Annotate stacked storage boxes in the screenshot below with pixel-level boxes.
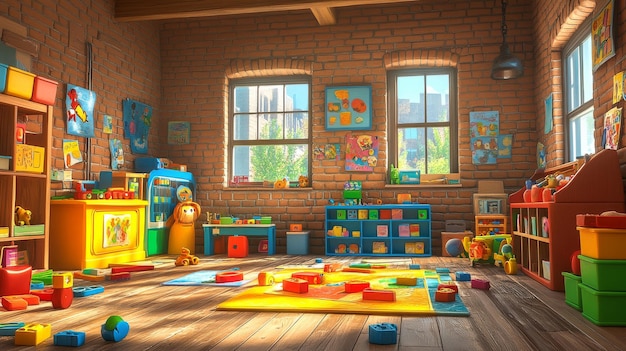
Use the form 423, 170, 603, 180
0, 65, 58, 105
571, 214, 626, 326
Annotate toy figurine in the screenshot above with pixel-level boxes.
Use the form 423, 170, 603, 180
166, 201, 201, 254
390, 164, 400, 184
175, 247, 199, 266
14, 206, 32, 226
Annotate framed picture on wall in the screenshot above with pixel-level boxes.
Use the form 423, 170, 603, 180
325, 86, 372, 131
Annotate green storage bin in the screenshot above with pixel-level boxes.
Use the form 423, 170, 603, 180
578, 255, 626, 291
343, 190, 362, 199
260, 216, 272, 224
562, 272, 582, 311
337, 210, 346, 220
580, 283, 626, 326
368, 209, 378, 220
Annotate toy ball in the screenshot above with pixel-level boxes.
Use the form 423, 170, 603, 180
501, 244, 513, 257
101, 315, 130, 342
445, 238, 465, 257
570, 250, 581, 276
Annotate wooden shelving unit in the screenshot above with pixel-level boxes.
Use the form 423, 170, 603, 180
509, 150, 625, 291
475, 214, 508, 236
0, 94, 52, 270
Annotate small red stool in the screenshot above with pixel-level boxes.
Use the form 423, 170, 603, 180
228, 236, 249, 258
0, 265, 32, 297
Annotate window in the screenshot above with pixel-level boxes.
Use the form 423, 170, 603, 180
229, 77, 311, 185
388, 69, 458, 175
564, 22, 594, 162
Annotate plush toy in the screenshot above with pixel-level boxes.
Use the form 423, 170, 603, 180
14, 206, 32, 226
175, 247, 200, 266
166, 201, 201, 254
298, 175, 309, 188
274, 178, 288, 189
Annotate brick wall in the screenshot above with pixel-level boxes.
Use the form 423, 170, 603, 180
159, 0, 537, 254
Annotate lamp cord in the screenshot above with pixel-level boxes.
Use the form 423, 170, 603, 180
501, 0, 508, 44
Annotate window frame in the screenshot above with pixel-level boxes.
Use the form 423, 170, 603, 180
228, 76, 313, 186
563, 19, 594, 162
387, 68, 459, 176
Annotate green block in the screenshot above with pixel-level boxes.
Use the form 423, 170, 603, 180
369, 210, 379, 220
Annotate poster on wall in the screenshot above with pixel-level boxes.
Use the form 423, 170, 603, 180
613, 71, 623, 104
109, 139, 124, 170
103, 213, 131, 248
592, 0, 615, 72
313, 144, 340, 160
469, 111, 499, 165
123, 99, 152, 154
544, 94, 553, 133
65, 84, 96, 138
167, 121, 190, 144
63, 139, 83, 168
345, 134, 378, 172
602, 107, 622, 150
325, 86, 372, 131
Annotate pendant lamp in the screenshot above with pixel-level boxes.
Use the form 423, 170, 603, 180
491, 0, 523, 80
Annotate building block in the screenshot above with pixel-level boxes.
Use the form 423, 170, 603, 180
396, 277, 418, 286
30, 280, 45, 290
435, 267, 450, 274
283, 278, 309, 293
344, 280, 370, 293
435, 287, 457, 302
14, 323, 52, 346
289, 223, 303, 231
1, 296, 27, 310
455, 271, 471, 281
53, 272, 74, 289
257, 272, 275, 286
368, 323, 397, 345
0, 322, 26, 336
409, 264, 421, 270
73, 271, 105, 282
83, 268, 111, 276
228, 236, 249, 258
52, 286, 73, 309
54, 330, 86, 347
362, 288, 396, 301
291, 272, 324, 284
215, 271, 243, 283
323, 263, 342, 272
101, 316, 129, 342
437, 283, 459, 294
471, 278, 490, 290
31, 288, 54, 301
73, 285, 105, 297
106, 272, 131, 281
0, 265, 32, 297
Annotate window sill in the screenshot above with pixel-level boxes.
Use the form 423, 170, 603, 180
385, 183, 462, 189
225, 186, 311, 191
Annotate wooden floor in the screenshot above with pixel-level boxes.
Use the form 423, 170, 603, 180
2, 254, 626, 351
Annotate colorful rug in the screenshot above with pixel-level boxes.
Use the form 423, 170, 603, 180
162, 269, 251, 287
217, 267, 469, 316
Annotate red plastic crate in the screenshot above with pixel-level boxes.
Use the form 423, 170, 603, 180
31, 76, 58, 105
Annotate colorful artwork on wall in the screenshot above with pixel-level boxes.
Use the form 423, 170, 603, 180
65, 84, 96, 138
62, 139, 82, 168
592, 0, 614, 72
167, 121, 190, 144
603, 107, 622, 150
109, 139, 124, 170
123, 99, 152, 154
470, 111, 499, 165
325, 86, 372, 130
345, 134, 378, 172
103, 214, 131, 248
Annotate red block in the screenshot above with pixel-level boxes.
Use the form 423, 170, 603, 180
283, 278, 309, 293
31, 288, 54, 301
437, 283, 459, 294
0, 265, 32, 297
228, 236, 249, 258
1, 296, 28, 310
435, 288, 457, 302
323, 263, 342, 272
215, 271, 243, 283
362, 288, 396, 301
344, 280, 370, 293
291, 272, 324, 284
51, 287, 73, 309
471, 279, 490, 290
5, 294, 40, 305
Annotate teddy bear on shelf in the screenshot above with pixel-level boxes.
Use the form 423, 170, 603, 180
274, 178, 288, 189
14, 206, 32, 226
298, 175, 309, 188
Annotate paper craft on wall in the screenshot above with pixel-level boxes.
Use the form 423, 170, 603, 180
313, 144, 340, 160
167, 121, 190, 144
603, 107, 622, 150
544, 94, 553, 133
497, 134, 513, 158
109, 139, 124, 170
613, 71, 623, 104
123, 99, 152, 154
592, 0, 615, 72
63, 139, 83, 168
345, 134, 378, 172
103, 115, 113, 134
65, 84, 96, 138
470, 111, 499, 165
325, 86, 372, 130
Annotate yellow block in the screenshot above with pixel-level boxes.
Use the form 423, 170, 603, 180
53, 272, 74, 288
15, 323, 51, 346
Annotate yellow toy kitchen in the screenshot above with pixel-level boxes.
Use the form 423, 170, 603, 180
48, 182, 148, 270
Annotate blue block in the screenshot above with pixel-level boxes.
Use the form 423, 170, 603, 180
409, 264, 421, 270
101, 320, 130, 342
456, 271, 471, 281
54, 330, 86, 347
0, 322, 25, 336
435, 267, 450, 273
30, 280, 45, 290
368, 323, 397, 345
73, 285, 105, 297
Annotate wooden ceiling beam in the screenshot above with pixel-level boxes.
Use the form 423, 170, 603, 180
114, 0, 418, 23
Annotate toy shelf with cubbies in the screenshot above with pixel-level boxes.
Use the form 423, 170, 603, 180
325, 204, 431, 257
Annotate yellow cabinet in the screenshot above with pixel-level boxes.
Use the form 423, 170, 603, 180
49, 199, 148, 270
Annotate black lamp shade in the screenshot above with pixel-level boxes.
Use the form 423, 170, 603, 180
491, 42, 523, 80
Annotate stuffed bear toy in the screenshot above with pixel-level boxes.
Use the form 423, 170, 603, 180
14, 206, 32, 226
298, 175, 309, 188
274, 178, 288, 189
166, 201, 201, 254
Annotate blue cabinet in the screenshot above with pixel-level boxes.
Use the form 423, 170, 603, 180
325, 204, 431, 256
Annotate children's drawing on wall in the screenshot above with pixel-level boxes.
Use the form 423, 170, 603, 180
123, 99, 152, 154
314, 144, 340, 160
109, 139, 124, 170
65, 84, 96, 138
592, 0, 615, 72
63, 139, 83, 168
544, 94, 553, 133
167, 121, 190, 144
345, 134, 378, 172
103, 115, 113, 134
103, 214, 131, 248
470, 111, 499, 165
497, 134, 513, 158
537, 142, 546, 169
613, 71, 623, 104
602, 107, 622, 150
